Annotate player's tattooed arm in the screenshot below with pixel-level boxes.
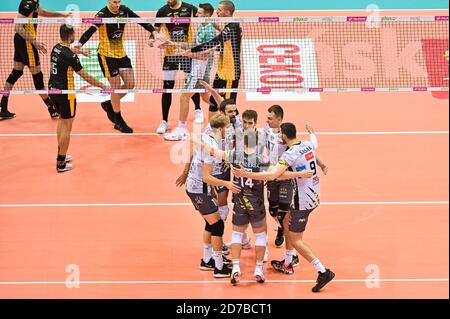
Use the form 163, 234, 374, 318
203, 164, 241, 194
233, 163, 313, 181
316, 156, 328, 175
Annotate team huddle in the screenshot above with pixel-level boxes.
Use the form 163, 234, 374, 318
1, 0, 335, 292
177, 91, 335, 291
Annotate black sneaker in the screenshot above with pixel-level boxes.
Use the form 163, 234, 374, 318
223, 255, 232, 267
312, 269, 335, 293
213, 266, 232, 278
101, 100, 115, 124
0, 108, 16, 119
292, 255, 300, 267
114, 118, 134, 134
199, 258, 215, 271
56, 162, 73, 173
275, 227, 284, 247
271, 260, 294, 275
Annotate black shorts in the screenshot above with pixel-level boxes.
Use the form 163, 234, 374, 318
49, 94, 76, 119
209, 77, 240, 112
98, 54, 132, 78
163, 56, 192, 74
232, 197, 266, 227
214, 165, 231, 194
14, 33, 40, 67
267, 180, 294, 211
288, 208, 315, 233
186, 191, 218, 216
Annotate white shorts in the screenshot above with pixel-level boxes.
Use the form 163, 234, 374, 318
184, 59, 211, 90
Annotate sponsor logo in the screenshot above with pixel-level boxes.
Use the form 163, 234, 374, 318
435, 16, 449, 21
0, 19, 14, 24
347, 16, 368, 22
296, 165, 307, 172
259, 17, 280, 23
413, 87, 428, 91
305, 152, 314, 161
293, 17, 307, 22
243, 38, 319, 91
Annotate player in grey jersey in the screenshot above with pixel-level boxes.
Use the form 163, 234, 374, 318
233, 122, 335, 293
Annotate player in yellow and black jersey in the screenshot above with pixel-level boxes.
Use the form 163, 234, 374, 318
0, 0, 71, 120
189, 1, 241, 117
154, 0, 202, 135
49, 25, 107, 173
77, 0, 161, 134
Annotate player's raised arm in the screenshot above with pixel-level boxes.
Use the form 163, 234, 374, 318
199, 80, 224, 106
38, 7, 71, 18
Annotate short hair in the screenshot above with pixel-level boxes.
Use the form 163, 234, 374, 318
242, 109, 258, 122
199, 3, 214, 16
219, 99, 236, 113
219, 0, 235, 14
210, 114, 230, 129
60, 24, 75, 41
281, 122, 297, 140
268, 105, 284, 120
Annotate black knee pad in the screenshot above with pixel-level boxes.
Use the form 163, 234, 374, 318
163, 80, 175, 89
210, 219, 224, 237
278, 203, 291, 212
204, 221, 212, 232
269, 206, 278, 218
6, 69, 24, 85
32, 72, 45, 90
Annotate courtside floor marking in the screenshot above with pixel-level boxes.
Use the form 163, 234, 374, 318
0, 201, 448, 208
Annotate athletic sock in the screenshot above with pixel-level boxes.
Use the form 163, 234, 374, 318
192, 93, 201, 110
212, 251, 224, 271
311, 258, 326, 273
232, 259, 240, 273
203, 244, 212, 263
1, 96, 8, 111
178, 121, 186, 129
285, 249, 295, 266
256, 260, 264, 271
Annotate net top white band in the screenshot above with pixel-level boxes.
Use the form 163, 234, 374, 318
0, 15, 448, 24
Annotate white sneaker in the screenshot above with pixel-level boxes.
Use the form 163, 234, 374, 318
194, 109, 204, 124
65, 154, 72, 163
264, 247, 269, 263
164, 127, 187, 141
254, 268, 265, 283
57, 162, 73, 173
231, 270, 241, 286
156, 121, 169, 134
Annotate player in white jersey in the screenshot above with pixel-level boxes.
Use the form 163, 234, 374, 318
177, 114, 240, 278
199, 79, 253, 250
233, 122, 335, 293
264, 105, 327, 271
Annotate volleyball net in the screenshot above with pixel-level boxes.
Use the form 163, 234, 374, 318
0, 15, 448, 95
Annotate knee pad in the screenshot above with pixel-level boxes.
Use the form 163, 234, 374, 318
231, 231, 243, 245
254, 232, 267, 247
278, 203, 291, 212
32, 72, 45, 90
269, 206, 278, 218
210, 219, 224, 237
218, 206, 229, 221
163, 80, 175, 89
204, 221, 212, 232
6, 69, 24, 85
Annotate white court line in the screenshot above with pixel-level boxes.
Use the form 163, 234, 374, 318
0, 278, 447, 286
0, 131, 448, 137
0, 201, 448, 208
